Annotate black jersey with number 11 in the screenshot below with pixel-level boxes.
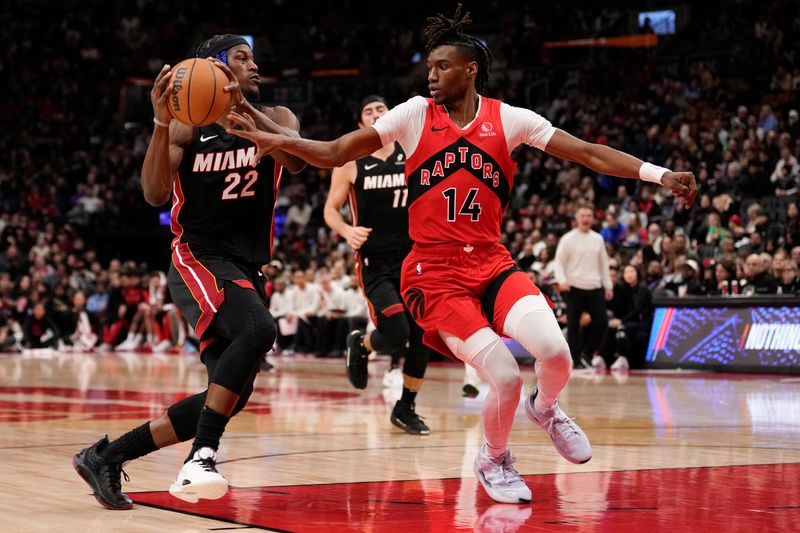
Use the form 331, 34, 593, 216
171, 123, 282, 264
348, 142, 411, 255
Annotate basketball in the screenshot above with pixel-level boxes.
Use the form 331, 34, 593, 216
167, 58, 231, 127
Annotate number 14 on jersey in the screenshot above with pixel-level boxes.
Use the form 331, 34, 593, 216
442, 187, 482, 222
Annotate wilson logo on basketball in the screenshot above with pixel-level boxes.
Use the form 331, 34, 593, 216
171, 66, 188, 112
405, 288, 426, 321
479, 122, 496, 137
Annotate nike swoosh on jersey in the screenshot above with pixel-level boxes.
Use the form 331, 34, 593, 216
431, 125, 449, 132
364, 163, 378, 170
200, 134, 219, 142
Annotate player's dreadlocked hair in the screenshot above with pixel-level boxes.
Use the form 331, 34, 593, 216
423, 4, 493, 93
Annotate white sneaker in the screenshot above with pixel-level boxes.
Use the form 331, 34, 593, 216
116, 336, 139, 352
382, 367, 403, 389
610, 355, 629, 371
152, 339, 172, 353
168, 447, 228, 503
473, 444, 532, 504
525, 387, 592, 464
591, 355, 607, 371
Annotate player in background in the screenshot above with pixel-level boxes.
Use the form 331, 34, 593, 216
72, 34, 305, 509
324, 95, 431, 435
226, 5, 696, 505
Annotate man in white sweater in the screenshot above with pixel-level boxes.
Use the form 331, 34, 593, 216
285, 269, 321, 354
554, 206, 614, 369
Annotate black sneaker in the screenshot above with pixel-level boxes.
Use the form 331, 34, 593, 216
462, 383, 480, 398
345, 330, 369, 389
73, 435, 133, 510
390, 401, 430, 435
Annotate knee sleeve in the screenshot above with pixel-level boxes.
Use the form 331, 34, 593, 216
231, 302, 276, 356
371, 312, 410, 353
441, 328, 523, 391
473, 339, 523, 393
207, 286, 275, 394
503, 294, 571, 364
503, 295, 570, 405
231, 368, 258, 416
402, 323, 430, 380
443, 330, 522, 456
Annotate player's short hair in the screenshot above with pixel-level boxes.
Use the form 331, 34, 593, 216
357, 95, 388, 123
423, 3, 493, 93
196, 34, 249, 65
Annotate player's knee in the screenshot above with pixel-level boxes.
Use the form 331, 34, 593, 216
379, 313, 410, 351
493, 357, 523, 394
537, 335, 571, 367
236, 303, 276, 354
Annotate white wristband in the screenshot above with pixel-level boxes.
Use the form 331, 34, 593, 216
639, 162, 669, 185
153, 117, 171, 128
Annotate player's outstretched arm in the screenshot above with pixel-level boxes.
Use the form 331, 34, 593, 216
226, 111, 383, 169
141, 64, 192, 206
209, 58, 306, 174
324, 162, 372, 250
545, 129, 697, 207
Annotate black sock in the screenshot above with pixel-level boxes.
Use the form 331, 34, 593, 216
187, 406, 229, 462
400, 387, 417, 405
390, 351, 401, 369
101, 422, 157, 463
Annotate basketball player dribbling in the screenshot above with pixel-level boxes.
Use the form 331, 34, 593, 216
72, 34, 305, 509
227, 6, 696, 504
324, 95, 431, 435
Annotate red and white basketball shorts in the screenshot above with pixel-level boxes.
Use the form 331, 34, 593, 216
400, 242, 545, 358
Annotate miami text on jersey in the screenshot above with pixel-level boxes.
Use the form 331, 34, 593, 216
192, 147, 256, 173
363, 173, 406, 190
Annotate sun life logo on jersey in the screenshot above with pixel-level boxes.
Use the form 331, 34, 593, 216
479, 122, 496, 137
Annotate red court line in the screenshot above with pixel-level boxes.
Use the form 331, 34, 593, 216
132, 462, 800, 532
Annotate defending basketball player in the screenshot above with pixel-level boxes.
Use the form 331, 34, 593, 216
226, 6, 696, 505
324, 95, 431, 435
72, 34, 305, 509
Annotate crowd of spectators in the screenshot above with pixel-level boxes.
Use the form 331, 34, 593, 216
0, 1, 798, 362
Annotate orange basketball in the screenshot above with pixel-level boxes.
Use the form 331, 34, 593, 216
167, 58, 231, 127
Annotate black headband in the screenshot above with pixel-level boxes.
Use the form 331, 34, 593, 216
197, 35, 249, 64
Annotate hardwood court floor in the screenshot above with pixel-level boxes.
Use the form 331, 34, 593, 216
1, 350, 799, 532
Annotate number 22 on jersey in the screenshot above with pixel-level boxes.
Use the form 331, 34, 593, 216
221, 170, 258, 200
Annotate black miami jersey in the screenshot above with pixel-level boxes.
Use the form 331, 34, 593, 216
348, 142, 411, 255
171, 123, 282, 264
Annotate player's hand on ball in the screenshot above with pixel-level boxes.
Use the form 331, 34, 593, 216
151, 64, 173, 125
662, 171, 697, 208
208, 58, 245, 108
